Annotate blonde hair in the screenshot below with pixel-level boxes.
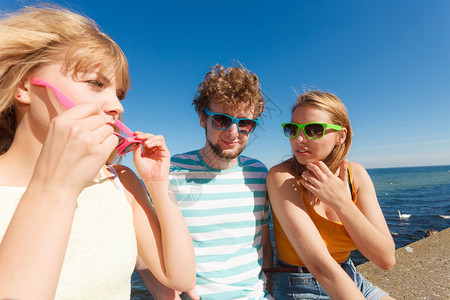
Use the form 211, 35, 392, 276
193, 63, 265, 119
290, 91, 352, 179
0, 5, 130, 161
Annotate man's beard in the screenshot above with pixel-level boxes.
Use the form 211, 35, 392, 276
207, 139, 245, 160
205, 128, 245, 160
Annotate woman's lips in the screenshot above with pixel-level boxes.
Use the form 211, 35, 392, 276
295, 148, 311, 155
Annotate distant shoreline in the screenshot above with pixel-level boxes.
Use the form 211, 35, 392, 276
366, 164, 450, 171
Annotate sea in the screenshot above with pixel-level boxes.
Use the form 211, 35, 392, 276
130, 164, 450, 299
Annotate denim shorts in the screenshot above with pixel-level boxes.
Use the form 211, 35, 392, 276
273, 257, 388, 300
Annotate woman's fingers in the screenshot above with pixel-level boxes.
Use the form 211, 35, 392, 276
35, 103, 120, 193
306, 161, 334, 179
338, 160, 348, 183
301, 160, 352, 207
131, 132, 171, 182
134, 133, 169, 155
300, 171, 319, 196
99, 133, 121, 154
300, 176, 315, 192
59, 102, 121, 144
52, 115, 118, 151
91, 122, 119, 147
302, 162, 336, 195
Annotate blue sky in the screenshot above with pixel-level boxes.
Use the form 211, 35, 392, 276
3, 0, 450, 170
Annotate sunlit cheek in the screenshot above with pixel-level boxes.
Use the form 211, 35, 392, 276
289, 138, 297, 150
206, 126, 220, 144
238, 133, 251, 143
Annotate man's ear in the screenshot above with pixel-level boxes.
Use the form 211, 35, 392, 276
336, 127, 347, 145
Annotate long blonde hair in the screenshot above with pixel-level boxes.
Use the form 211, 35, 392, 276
0, 5, 130, 162
290, 91, 352, 180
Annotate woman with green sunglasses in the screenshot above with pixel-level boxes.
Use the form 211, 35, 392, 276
266, 91, 396, 299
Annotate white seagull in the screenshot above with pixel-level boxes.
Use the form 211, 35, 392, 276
398, 210, 411, 220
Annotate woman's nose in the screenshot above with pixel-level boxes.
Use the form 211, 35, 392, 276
103, 91, 124, 117
295, 129, 308, 143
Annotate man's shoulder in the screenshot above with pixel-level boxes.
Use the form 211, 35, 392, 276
239, 155, 268, 173
170, 150, 204, 172
171, 149, 198, 160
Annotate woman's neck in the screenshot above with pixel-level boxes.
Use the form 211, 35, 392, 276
0, 128, 44, 186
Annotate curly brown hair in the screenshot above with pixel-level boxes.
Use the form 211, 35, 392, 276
192, 63, 265, 119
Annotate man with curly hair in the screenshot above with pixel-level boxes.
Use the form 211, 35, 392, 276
138, 63, 274, 299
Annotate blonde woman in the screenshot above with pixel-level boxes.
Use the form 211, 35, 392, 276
268, 91, 395, 299
0, 6, 195, 299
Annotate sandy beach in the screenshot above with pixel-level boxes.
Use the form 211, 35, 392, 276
356, 227, 449, 299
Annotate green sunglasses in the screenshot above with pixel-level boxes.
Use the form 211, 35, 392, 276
282, 122, 342, 139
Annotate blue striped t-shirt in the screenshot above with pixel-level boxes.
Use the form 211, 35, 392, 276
170, 150, 270, 299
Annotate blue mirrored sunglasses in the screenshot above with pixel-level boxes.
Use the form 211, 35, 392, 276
204, 108, 260, 134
